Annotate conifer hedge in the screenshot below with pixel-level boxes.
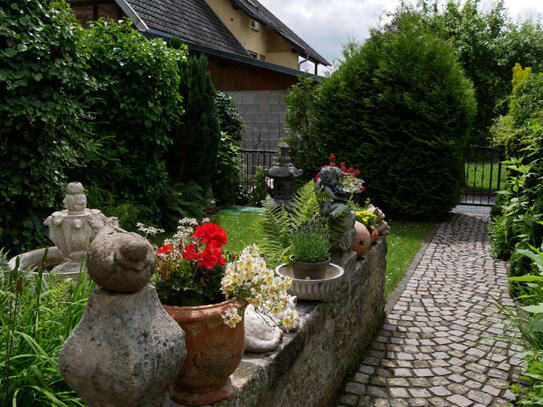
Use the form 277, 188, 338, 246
286, 21, 476, 220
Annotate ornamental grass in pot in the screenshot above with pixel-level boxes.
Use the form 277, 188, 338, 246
290, 218, 331, 280
139, 219, 296, 405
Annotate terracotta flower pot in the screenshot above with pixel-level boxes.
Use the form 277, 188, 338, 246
289, 255, 330, 280
371, 228, 379, 244
351, 221, 371, 257
164, 299, 246, 405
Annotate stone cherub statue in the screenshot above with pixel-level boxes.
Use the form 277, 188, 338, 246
315, 166, 352, 218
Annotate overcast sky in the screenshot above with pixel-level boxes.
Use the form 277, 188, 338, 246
258, 0, 543, 74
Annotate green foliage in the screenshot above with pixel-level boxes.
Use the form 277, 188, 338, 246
72, 18, 186, 230
0, 0, 93, 254
393, 0, 543, 145
215, 91, 245, 143
213, 92, 245, 204
490, 69, 543, 277
213, 133, 242, 205
168, 55, 221, 191
0, 252, 93, 406
257, 181, 320, 268
291, 219, 330, 263
286, 20, 476, 221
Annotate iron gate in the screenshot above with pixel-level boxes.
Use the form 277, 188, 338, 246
461, 145, 504, 206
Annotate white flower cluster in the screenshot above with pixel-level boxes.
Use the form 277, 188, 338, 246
221, 306, 243, 328
163, 218, 199, 247
136, 223, 165, 237
220, 245, 297, 330
341, 175, 364, 192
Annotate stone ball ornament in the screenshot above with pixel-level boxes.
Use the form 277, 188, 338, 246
86, 227, 155, 292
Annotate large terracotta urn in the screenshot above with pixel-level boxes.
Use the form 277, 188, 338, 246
164, 299, 246, 405
351, 221, 371, 257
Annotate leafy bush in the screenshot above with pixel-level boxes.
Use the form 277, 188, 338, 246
72, 18, 186, 229
286, 19, 476, 221
213, 133, 242, 205
167, 55, 220, 192
215, 91, 245, 143
490, 66, 543, 277
1, 252, 93, 406
0, 0, 92, 254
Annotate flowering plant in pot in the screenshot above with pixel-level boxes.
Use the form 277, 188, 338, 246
140, 219, 295, 405
352, 210, 378, 256
314, 154, 366, 199
290, 218, 331, 280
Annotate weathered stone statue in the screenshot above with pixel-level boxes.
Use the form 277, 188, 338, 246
59, 227, 186, 407
315, 166, 351, 218
266, 142, 302, 206
43, 182, 117, 274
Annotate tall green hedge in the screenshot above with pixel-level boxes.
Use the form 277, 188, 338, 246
286, 21, 476, 220
71, 18, 186, 228
0, 0, 91, 253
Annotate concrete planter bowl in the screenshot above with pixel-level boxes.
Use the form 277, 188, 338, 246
276, 263, 344, 301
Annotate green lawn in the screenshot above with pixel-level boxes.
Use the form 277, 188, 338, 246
213, 210, 435, 299
212, 211, 263, 254
384, 221, 435, 298
464, 161, 505, 191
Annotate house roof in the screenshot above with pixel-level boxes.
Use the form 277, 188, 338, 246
118, 0, 250, 57
231, 0, 330, 66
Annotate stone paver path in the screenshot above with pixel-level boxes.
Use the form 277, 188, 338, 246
336, 213, 525, 407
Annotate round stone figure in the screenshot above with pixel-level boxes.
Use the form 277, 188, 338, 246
315, 166, 351, 218
87, 227, 155, 292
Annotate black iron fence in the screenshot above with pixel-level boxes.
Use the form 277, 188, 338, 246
239, 149, 276, 189
461, 145, 504, 206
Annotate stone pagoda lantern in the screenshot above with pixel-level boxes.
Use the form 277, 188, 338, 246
266, 142, 303, 206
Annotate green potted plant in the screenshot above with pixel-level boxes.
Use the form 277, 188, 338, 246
352, 210, 378, 256
139, 219, 296, 405
289, 218, 331, 280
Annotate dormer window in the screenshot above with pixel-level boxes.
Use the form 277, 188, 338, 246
250, 19, 259, 31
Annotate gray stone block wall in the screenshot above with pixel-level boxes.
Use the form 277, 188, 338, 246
165, 238, 387, 407
228, 90, 288, 151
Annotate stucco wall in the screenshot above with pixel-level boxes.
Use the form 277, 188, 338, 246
228, 90, 288, 151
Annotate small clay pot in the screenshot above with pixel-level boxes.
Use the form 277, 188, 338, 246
351, 221, 371, 257
165, 299, 246, 405
371, 229, 379, 244
289, 256, 330, 280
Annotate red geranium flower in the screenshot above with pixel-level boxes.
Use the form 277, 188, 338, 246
157, 244, 173, 254
329, 153, 336, 161
182, 244, 200, 261
192, 223, 228, 248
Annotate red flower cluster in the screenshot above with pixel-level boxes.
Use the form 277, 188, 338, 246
313, 153, 362, 185
181, 223, 228, 270
157, 244, 173, 254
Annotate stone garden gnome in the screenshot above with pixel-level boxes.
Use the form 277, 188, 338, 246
58, 226, 186, 407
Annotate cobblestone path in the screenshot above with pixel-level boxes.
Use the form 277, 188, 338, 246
336, 213, 524, 407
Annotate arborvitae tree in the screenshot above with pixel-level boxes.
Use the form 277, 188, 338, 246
168, 55, 221, 191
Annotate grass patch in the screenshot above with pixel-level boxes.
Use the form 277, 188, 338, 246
464, 161, 505, 191
212, 212, 263, 254
385, 221, 435, 298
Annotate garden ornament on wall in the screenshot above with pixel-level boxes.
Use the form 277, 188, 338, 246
266, 142, 303, 206
315, 166, 351, 218
58, 226, 187, 407
9, 182, 118, 278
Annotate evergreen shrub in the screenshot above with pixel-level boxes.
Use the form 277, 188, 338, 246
286, 21, 476, 221
168, 55, 221, 192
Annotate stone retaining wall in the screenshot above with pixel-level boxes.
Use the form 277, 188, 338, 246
166, 237, 387, 407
